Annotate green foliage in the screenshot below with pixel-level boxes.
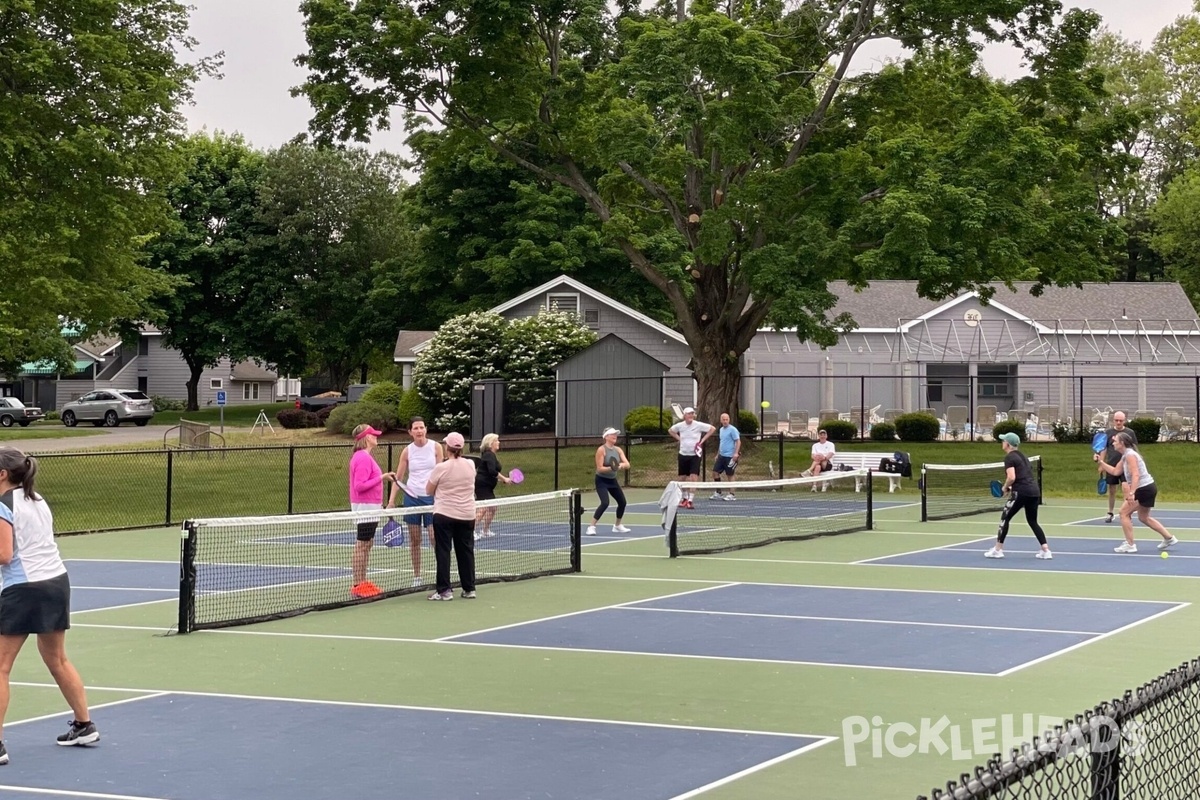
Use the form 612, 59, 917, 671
1052, 421, 1096, 443
359, 381, 404, 411
625, 406, 674, 435
821, 420, 857, 442
869, 423, 897, 442
735, 410, 759, 436
414, 312, 508, 431
152, 395, 187, 412
503, 312, 596, 432
1152, 168, 1200, 305
0, 0, 210, 376
397, 388, 430, 427
992, 419, 1027, 442
276, 408, 321, 429
1127, 417, 1162, 444
325, 401, 399, 436
895, 413, 941, 442
45, 410, 60, 422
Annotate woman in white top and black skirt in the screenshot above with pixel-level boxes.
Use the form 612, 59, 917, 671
1095, 431, 1178, 553
0, 447, 98, 765
985, 433, 1052, 560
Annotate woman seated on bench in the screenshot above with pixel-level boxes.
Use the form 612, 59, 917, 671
802, 429, 835, 485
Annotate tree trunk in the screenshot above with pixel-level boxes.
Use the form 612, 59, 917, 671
184, 360, 204, 412
688, 340, 743, 433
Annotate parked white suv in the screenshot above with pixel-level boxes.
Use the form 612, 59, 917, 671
60, 390, 155, 427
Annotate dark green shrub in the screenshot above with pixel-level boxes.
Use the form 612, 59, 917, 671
314, 405, 334, 427
821, 419, 857, 441
398, 388, 431, 427
736, 410, 759, 435
359, 381, 404, 411
151, 395, 186, 412
624, 406, 673, 435
45, 410, 60, 421
1127, 417, 1161, 444
992, 418, 1025, 442
869, 422, 896, 442
326, 401, 399, 436
895, 412, 940, 442
1052, 422, 1094, 443
277, 408, 319, 429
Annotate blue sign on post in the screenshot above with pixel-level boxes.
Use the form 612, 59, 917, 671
216, 390, 226, 434
216, 390, 227, 406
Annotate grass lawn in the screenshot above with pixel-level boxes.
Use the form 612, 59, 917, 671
0, 425, 105, 441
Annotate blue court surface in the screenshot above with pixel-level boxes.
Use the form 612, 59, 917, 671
1070, 509, 1200, 529
626, 497, 913, 518
65, 559, 177, 613
864, 537, 1200, 578
445, 583, 1183, 676
0, 693, 831, 800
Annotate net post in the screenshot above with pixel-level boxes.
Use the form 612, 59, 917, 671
668, 516, 679, 558
570, 489, 582, 573
287, 446, 296, 515
866, 469, 874, 529
920, 466, 928, 522
165, 449, 173, 526
178, 521, 197, 634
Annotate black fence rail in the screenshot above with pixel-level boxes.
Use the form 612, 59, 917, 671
917, 657, 1200, 799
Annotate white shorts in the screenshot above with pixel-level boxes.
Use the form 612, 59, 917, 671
352, 502, 382, 522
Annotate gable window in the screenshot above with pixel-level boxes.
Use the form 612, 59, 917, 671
546, 293, 579, 316
243, 382, 259, 400
583, 308, 600, 329
210, 379, 223, 390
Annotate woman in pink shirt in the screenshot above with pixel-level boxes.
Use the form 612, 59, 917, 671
425, 432, 477, 601
348, 425, 395, 599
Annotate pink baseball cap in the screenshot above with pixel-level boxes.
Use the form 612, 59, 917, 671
354, 426, 383, 441
443, 432, 465, 449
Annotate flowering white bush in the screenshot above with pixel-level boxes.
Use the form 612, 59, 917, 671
503, 311, 596, 431
413, 312, 509, 431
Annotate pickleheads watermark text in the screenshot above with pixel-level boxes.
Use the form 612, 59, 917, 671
841, 714, 1149, 767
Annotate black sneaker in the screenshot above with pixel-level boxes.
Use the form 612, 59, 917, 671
0, 740, 8, 765
56, 720, 99, 746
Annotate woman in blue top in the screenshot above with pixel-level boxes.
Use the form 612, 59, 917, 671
586, 428, 630, 536
1095, 431, 1178, 553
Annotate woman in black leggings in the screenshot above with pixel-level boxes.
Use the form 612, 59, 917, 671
985, 433, 1052, 560
586, 428, 630, 536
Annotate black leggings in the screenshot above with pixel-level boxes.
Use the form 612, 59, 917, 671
594, 477, 627, 521
997, 492, 1047, 545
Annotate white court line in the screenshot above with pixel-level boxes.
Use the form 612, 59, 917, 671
852, 537, 991, 565
0, 787, 170, 800
996, 603, 1190, 677
5, 692, 167, 729
72, 586, 175, 593
7, 682, 828, 740
71, 598, 174, 615
435, 583, 739, 643
857, 561, 1200, 581
667, 737, 838, 800
584, 552, 856, 565
616, 606, 1106, 636
64, 559, 177, 565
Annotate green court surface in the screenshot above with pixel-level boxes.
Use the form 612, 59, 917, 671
15, 490, 1200, 799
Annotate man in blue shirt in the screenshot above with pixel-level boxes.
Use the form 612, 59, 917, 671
709, 413, 742, 501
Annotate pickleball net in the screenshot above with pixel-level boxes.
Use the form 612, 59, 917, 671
178, 489, 582, 632
666, 469, 874, 557
920, 456, 1042, 522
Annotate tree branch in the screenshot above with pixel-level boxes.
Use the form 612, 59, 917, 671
618, 161, 692, 240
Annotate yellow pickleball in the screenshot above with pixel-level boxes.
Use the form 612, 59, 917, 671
761, 401, 770, 409
1161, 551, 1169, 559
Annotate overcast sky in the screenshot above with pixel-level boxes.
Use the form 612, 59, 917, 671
182, 0, 1197, 154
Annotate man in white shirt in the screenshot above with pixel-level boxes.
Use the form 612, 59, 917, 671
803, 429, 836, 492
668, 407, 714, 508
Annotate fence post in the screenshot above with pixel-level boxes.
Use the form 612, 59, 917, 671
165, 449, 173, 526
1195, 377, 1199, 444
1079, 377, 1085, 430
860, 376, 866, 441
758, 375, 765, 433
659, 376, 665, 434
968, 376, 974, 442
777, 432, 784, 475
623, 433, 631, 488
287, 446, 296, 515
554, 437, 560, 491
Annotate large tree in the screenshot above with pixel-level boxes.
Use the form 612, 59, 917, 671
296, 0, 1118, 420
0, 0, 212, 375
145, 133, 273, 411
256, 143, 415, 392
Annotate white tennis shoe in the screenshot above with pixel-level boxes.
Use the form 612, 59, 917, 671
612, 524, 631, 533
585, 525, 598, 536
984, 547, 1004, 559
1114, 542, 1137, 553
1035, 549, 1053, 560
1158, 536, 1179, 550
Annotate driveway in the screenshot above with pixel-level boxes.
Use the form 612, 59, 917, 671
9, 425, 179, 453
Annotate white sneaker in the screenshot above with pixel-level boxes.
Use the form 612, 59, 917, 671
612, 524, 631, 533
821, 484, 828, 492
1035, 549, 1053, 560
586, 525, 598, 536
811, 485, 818, 493
984, 547, 1004, 559
710, 491, 723, 500
412, 576, 424, 588
722, 494, 735, 502
473, 531, 483, 541
1114, 542, 1137, 553
801, 469, 813, 478
484, 529, 495, 538
1158, 536, 1179, 550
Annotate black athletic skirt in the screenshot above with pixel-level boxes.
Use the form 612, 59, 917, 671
0, 572, 71, 635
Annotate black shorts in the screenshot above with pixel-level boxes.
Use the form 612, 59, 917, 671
475, 483, 496, 501
677, 455, 701, 477
1105, 470, 1122, 486
0, 572, 71, 635
1133, 484, 1158, 508
356, 521, 379, 542
713, 455, 737, 476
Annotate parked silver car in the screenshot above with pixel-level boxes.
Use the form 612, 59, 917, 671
60, 389, 155, 427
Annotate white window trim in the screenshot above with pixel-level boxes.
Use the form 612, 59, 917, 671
546, 292, 580, 314
210, 379, 224, 389
243, 382, 259, 400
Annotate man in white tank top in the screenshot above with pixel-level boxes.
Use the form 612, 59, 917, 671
387, 418, 443, 586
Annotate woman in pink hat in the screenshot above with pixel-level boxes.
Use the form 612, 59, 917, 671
348, 424, 395, 598
424, 432, 477, 600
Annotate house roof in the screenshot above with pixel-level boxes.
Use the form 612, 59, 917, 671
779, 281, 1200, 332
553, 333, 671, 371
393, 331, 437, 363
74, 335, 120, 360
229, 361, 278, 382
